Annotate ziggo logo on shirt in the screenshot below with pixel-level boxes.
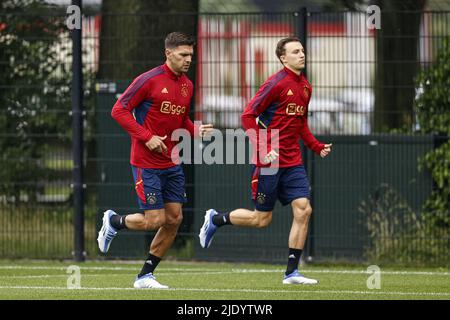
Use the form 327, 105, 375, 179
160, 101, 186, 115
285, 103, 306, 116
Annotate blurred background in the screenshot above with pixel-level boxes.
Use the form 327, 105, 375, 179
0, 0, 449, 266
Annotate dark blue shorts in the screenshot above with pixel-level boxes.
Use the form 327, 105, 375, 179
251, 165, 310, 212
131, 165, 187, 210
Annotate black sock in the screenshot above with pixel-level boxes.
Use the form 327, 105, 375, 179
212, 212, 232, 227
285, 248, 302, 276
138, 253, 162, 278
110, 214, 127, 230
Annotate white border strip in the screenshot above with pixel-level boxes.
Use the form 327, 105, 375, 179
0, 285, 449, 297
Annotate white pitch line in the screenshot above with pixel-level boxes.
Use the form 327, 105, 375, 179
0, 275, 66, 279
0, 266, 449, 276
0, 266, 235, 272
232, 269, 450, 276
2, 270, 450, 279
0, 285, 449, 297
0, 266, 140, 271
0, 274, 127, 279
0, 272, 232, 279
0, 266, 212, 272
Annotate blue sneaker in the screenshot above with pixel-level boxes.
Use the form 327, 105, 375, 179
97, 210, 118, 253
283, 269, 318, 284
199, 209, 218, 248
133, 273, 168, 289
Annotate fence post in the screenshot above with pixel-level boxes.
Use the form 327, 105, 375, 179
298, 7, 308, 77
297, 7, 315, 261
71, 0, 85, 262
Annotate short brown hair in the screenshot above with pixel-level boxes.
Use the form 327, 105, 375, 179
165, 32, 195, 49
275, 36, 301, 63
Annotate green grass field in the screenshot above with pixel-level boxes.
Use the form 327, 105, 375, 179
0, 260, 449, 300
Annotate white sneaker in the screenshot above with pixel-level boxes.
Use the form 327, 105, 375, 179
283, 269, 318, 285
199, 209, 218, 248
133, 273, 169, 289
97, 210, 118, 253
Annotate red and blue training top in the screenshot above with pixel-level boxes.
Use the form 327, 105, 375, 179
242, 67, 324, 168
111, 63, 196, 169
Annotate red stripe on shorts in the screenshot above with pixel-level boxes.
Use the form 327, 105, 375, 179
135, 168, 146, 203
251, 167, 260, 200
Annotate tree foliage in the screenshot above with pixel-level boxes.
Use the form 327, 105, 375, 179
98, 0, 199, 80
0, 0, 71, 201
415, 40, 450, 230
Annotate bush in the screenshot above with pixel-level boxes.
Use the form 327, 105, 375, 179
0, 0, 71, 201
415, 39, 450, 239
359, 184, 450, 265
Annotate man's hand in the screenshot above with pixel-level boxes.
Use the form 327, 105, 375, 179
199, 123, 214, 138
320, 143, 332, 158
263, 149, 279, 164
145, 135, 168, 153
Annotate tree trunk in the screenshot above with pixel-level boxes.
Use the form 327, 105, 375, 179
374, 0, 426, 132
98, 0, 199, 80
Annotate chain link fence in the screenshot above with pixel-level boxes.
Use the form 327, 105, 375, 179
0, 4, 449, 264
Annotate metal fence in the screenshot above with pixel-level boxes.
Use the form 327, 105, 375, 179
0, 6, 449, 265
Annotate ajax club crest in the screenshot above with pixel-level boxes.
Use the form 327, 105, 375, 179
256, 192, 266, 204
181, 83, 189, 97
303, 86, 310, 99
146, 193, 157, 205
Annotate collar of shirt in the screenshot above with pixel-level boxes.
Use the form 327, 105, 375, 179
283, 66, 303, 82
163, 63, 182, 81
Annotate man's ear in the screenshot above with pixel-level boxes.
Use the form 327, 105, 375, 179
165, 48, 171, 58
280, 55, 287, 64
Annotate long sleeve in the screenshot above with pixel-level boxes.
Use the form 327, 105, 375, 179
300, 117, 324, 155
183, 116, 198, 137
241, 78, 279, 145
111, 77, 153, 142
